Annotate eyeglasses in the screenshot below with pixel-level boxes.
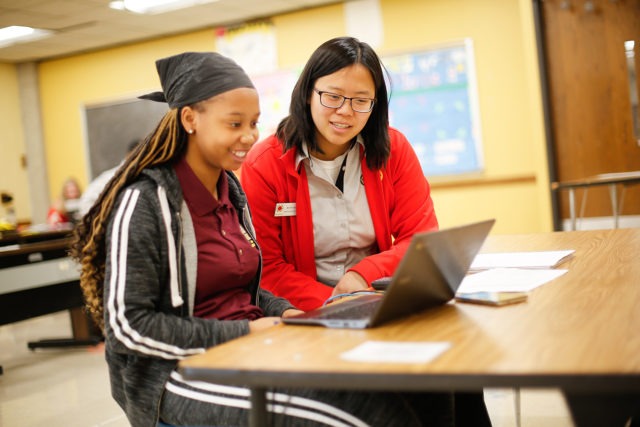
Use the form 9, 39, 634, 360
313, 89, 375, 113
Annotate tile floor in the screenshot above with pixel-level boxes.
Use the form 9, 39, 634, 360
0, 311, 575, 427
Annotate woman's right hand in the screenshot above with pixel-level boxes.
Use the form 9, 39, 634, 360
249, 316, 281, 333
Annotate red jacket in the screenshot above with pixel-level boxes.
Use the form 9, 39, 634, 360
241, 127, 438, 310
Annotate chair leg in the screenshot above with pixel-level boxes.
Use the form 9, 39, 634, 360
514, 387, 521, 427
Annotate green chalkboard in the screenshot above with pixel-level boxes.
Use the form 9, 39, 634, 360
84, 98, 168, 179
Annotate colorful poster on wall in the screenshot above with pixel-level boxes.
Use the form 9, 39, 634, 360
251, 68, 300, 137
384, 39, 483, 177
215, 21, 277, 75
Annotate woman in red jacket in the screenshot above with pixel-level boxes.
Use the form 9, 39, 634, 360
242, 36, 492, 427
241, 36, 438, 311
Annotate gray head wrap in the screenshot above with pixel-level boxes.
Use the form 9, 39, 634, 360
139, 52, 254, 109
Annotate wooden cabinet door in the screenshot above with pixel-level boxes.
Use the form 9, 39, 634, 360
541, 0, 640, 221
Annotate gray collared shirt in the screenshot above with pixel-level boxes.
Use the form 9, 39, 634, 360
296, 137, 376, 286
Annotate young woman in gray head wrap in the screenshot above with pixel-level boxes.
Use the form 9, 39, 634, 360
71, 51, 455, 427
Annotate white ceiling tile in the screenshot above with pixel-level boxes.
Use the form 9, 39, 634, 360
0, 0, 344, 63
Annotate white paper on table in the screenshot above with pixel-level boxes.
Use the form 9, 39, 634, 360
340, 341, 451, 363
470, 250, 574, 272
457, 268, 567, 293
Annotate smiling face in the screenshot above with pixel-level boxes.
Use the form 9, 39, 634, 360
310, 64, 375, 160
181, 87, 260, 183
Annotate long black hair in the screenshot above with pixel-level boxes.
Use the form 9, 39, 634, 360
276, 36, 391, 170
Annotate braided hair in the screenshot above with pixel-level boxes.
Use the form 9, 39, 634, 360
69, 108, 188, 330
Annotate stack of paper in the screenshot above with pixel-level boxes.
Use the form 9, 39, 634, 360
458, 268, 568, 293
457, 250, 575, 294
469, 250, 574, 272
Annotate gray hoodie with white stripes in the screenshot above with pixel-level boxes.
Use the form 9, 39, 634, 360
103, 164, 295, 427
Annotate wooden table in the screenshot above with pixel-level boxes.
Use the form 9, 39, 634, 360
180, 228, 640, 426
551, 171, 640, 230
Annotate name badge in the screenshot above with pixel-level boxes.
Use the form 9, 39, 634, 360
274, 202, 296, 217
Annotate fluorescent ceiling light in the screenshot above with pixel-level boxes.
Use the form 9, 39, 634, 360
0, 26, 54, 48
109, 0, 219, 15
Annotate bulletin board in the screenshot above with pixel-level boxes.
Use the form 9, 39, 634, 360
384, 39, 483, 177
83, 98, 168, 179
251, 68, 300, 137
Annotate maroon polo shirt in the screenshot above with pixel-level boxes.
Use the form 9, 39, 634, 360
174, 158, 262, 320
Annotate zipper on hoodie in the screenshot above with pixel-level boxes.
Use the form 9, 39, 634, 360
175, 210, 187, 316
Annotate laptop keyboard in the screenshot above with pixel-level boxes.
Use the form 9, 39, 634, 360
315, 297, 381, 320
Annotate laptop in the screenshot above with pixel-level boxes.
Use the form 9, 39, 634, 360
282, 219, 496, 329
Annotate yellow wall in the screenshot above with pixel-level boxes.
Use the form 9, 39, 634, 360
274, 4, 346, 67
38, 30, 217, 201
0, 63, 30, 222
379, 0, 549, 232
28, 0, 551, 233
